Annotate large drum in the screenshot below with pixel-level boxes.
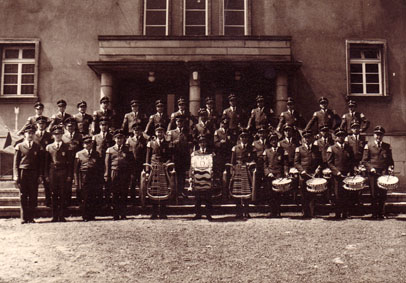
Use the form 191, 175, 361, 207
343, 175, 366, 191
140, 162, 176, 203
306, 178, 328, 193
190, 153, 214, 192
377, 175, 399, 190
229, 163, 256, 199
272, 178, 292, 193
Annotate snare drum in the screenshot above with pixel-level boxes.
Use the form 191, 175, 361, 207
377, 175, 399, 190
306, 178, 328, 193
343, 175, 366, 191
272, 178, 292, 193
289, 167, 299, 177
322, 168, 332, 179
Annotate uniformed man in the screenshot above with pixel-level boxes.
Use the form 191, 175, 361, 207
126, 123, 148, 205
92, 96, 116, 134
205, 96, 219, 127
362, 126, 394, 219
33, 116, 54, 207
191, 135, 213, 220
192, 108, 216, 149
327, 128, 354, 219
75, 135, 103, 221
18, 102, 51, 135
73, 100, 93, 135
305, 97, 341, 133
122, 99, 147, 136
92, 117, 115, 207
146, 123, 172, 219
105, 129, 134, 220
264, 132, 288, 217
222, 93, 245, 145
294, 130, 322, 219
62, 117, 83, 205
168, 115, 193, 200
252, 126, 268, 201
144, 100, 169, 136
168, 97, 195, 132
247, 95, 275, 131
340, 99, 370, 134
276, 97, 306, 140
45, 125, 72, 222
49, 99, 72, 130
214, 118, 232, 187
230, 129, 256, 219
14, 124, 41, 224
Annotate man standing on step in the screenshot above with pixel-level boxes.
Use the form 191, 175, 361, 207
17, 102, 50, 136
14, 124, 41, 224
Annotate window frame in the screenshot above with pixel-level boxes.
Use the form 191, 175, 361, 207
346, 39, 388, 97
183, 0, 209, 36
143, 0, 170, 36
221, 0, 251, 36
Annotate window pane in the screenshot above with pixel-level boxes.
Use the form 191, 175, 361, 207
22, 75, 34, 84
225, 0, 244, 10
21, 85, 34, 94
351, 84, 363, 94
4, 75, 18, 84
225, 11, 244, 25
4, 49, 19, 59
146, 0, 166, 9
146, 11, 166, 25
145, 26, 166, 36
350, 49, 361, 59
3, 85, 17, 94
366, 74, 379, 83
22, 64, 35, 73
186, 11, 205, 25
366, 84, 379, 93
366, 64, 378, 72
350, 64, 362, 73
185, 26, 206, 36
350, 74, 363, 83
4, 64, 18, 73
364, 49, 378, 59
224, 26, 244, 35
22, 49, 35, 59
186, 0, 205, 9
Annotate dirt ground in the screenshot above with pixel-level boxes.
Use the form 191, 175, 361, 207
0, 214, 406, 283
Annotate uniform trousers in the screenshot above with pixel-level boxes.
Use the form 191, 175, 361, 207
110, 169, 131, 219
267, 172, 283, 216
19, 169, 38, 222
299, 175, 316, 218
79, 171, 97, 220
49, 167, 67, 220
368, 169, 388, 217
194, 191, 213, 217
333, 176, 350, 217
129, 164, 143, 203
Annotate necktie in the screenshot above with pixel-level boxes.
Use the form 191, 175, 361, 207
56, 142, 60, 150
378, 142, 381, 148
28, 141, 32, 149
40, 131, 43, 137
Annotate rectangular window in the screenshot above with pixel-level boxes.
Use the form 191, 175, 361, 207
144, 0, 169, 36
184, 0, 208, 36
346, 40, 388, 96
223, 0, 249, 36
0, 41, 39, 98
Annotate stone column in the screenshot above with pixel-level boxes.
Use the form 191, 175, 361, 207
189, 71, 201, 116
275, 71, 288, 115
101, 73, 113, 109
167, 93, 176, 117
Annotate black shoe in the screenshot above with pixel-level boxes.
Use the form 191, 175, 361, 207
244, 213, 251, 219
378, 214, 385, 219
371, 214, 378, 220
59, 217, 66, 222
51, 218, 58, 222
193, 214, 202, 220
159, 214, 168, 219
21, 220, 28, 224
206, 215, 213, 221
120, 216, 127, 220
28, 219, 36, 223
235, 214, 244, 219
113, 216, 119, 221
83, 218, 88, 222
150, 214, 158, 220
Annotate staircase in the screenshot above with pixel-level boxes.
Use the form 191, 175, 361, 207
1, 181, 405, 218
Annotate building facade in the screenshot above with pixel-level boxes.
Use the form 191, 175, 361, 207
0, 0, 405, 184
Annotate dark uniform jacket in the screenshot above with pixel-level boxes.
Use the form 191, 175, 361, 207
92, 109, 115, 134
93, 131, 115, 159
315, 136, 334, 164
340, 112, 370, 133
222, 107, 244, 130
146, 138, 172, 164
305, 109, 341, 132
73, 113, 93, 135
62, 131, 83, 154
263, 146, 287, 176
362, 141, 394, 171
167, 128, 192, 168
104, 144, 134, 178
126, 134, 148, 167
206, 108, 219, 127
247, 107, 274, 130
276, 110, 306, 132
33, 130, 53, 177
231, 143, 255, 165
13, 141, 41, 180
145, 112, 169, 135
279, 137, 301, 167
327, 142, 354, 176
49, 112, 72, 130
18, 115, 51, 135
74, 149, 103, 189
45, 142, 72, 178
121, 111, 148, 135
345, 134, 366, 164
193, 121, 216, 144
168, 110, 195, 132
252, 139, 267, 159
294, 144, 322, 174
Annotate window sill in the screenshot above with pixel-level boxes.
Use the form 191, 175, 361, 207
348, 94, 388, 97
0, 96, 38, 104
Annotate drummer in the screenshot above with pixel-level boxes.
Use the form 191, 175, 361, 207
263, 132, 288, 218
361, 126, 394, 219
191, 135, 213, 220
252, 126, 269, 201
294, 130, 322, 219
327, 128, 354, 219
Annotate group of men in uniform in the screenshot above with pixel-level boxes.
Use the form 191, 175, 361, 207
13, 93, 395, 223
